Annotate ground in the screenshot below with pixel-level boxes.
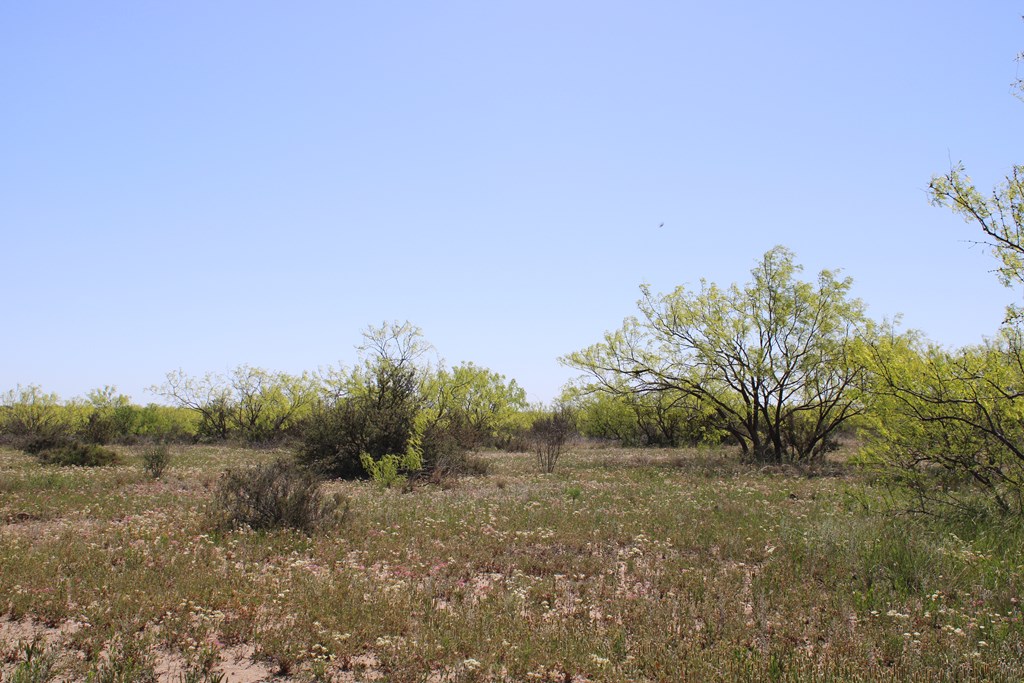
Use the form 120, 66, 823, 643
1, 443, 1022, 682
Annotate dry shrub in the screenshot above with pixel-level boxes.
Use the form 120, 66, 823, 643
530, 409, 576, 474
211, 458, 342, 532
34, 441, 119, 467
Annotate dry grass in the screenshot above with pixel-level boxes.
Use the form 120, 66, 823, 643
1, 443, 1023, 681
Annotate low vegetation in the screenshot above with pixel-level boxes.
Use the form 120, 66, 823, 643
1, 443, 1023, 681
212, 457, 343, 533
32, 441, 119, 468
140, 443, 172, 480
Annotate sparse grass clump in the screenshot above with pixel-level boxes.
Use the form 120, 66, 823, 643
85, 634, 156, 683
8, 639, 57, 683
211, 457, 340, 532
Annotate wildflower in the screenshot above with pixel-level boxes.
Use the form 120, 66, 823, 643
463, 658, 482, 671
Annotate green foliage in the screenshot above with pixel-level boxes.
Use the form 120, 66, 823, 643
864, 328, 1024, 515
0, 386, 199, 446
133, 404, 198, 442
299, 321, 430, 478
79, 386, 136, 444
565, 387, 719, 447
212, 458, 341, 532
359, 452, 418, 488
298, 365, 422, 479
141, 443, 172, 479
564, 246, 872, 463
421, 362, 529, 450
930, 163, 1024, 323
296, 399, 369, 478
888, 54, 1024, 517
21, 434, 73, 456
151, 366, 317, 443
0, 385, 76, 444
34, 441, 120, 467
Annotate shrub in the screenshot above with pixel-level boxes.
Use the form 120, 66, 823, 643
141, 443, 171, 479
435, 451, 491, 477
79, 409, 119, 445
297, 374, 422, 478
417, 420, 471, 474
530, 408, 577, 474
299, 321, 435, 479
567, 389, 717, 448
35, 442, 119, 467
21, 434, 72, 456
296, 399, 377, 479
134, 404, 198, 443
74, 387, 139, 445
211, 458, 341, 532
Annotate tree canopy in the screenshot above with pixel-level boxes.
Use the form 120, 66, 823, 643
563, 246, 873, 462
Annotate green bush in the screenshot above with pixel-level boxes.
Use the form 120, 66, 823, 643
865, 330, 1024, 515
298, 370, 421, 479
141, 443, 172, 479
35, 442, 119, 467
134, 404, 199, 442
79, 409, 119, 445
0, 385, 74, 445
297, 400, 378, 479
212, 458, 341, 532
360, 452, 410, 488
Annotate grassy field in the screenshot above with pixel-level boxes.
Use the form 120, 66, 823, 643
1, 444, 1023, 682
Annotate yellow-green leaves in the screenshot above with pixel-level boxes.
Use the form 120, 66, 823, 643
930, 163, 1024, 321
563, 247, 871, 463
865, 328, 1024, 514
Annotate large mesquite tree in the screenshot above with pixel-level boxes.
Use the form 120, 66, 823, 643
563, 247, 873, 463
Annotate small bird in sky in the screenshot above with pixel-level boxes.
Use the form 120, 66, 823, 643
658, 222, 665, 228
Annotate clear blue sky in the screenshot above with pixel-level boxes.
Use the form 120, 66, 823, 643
2, 2, 1021, 405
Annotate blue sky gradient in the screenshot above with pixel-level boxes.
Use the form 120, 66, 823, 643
2, 2, 1021, 404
